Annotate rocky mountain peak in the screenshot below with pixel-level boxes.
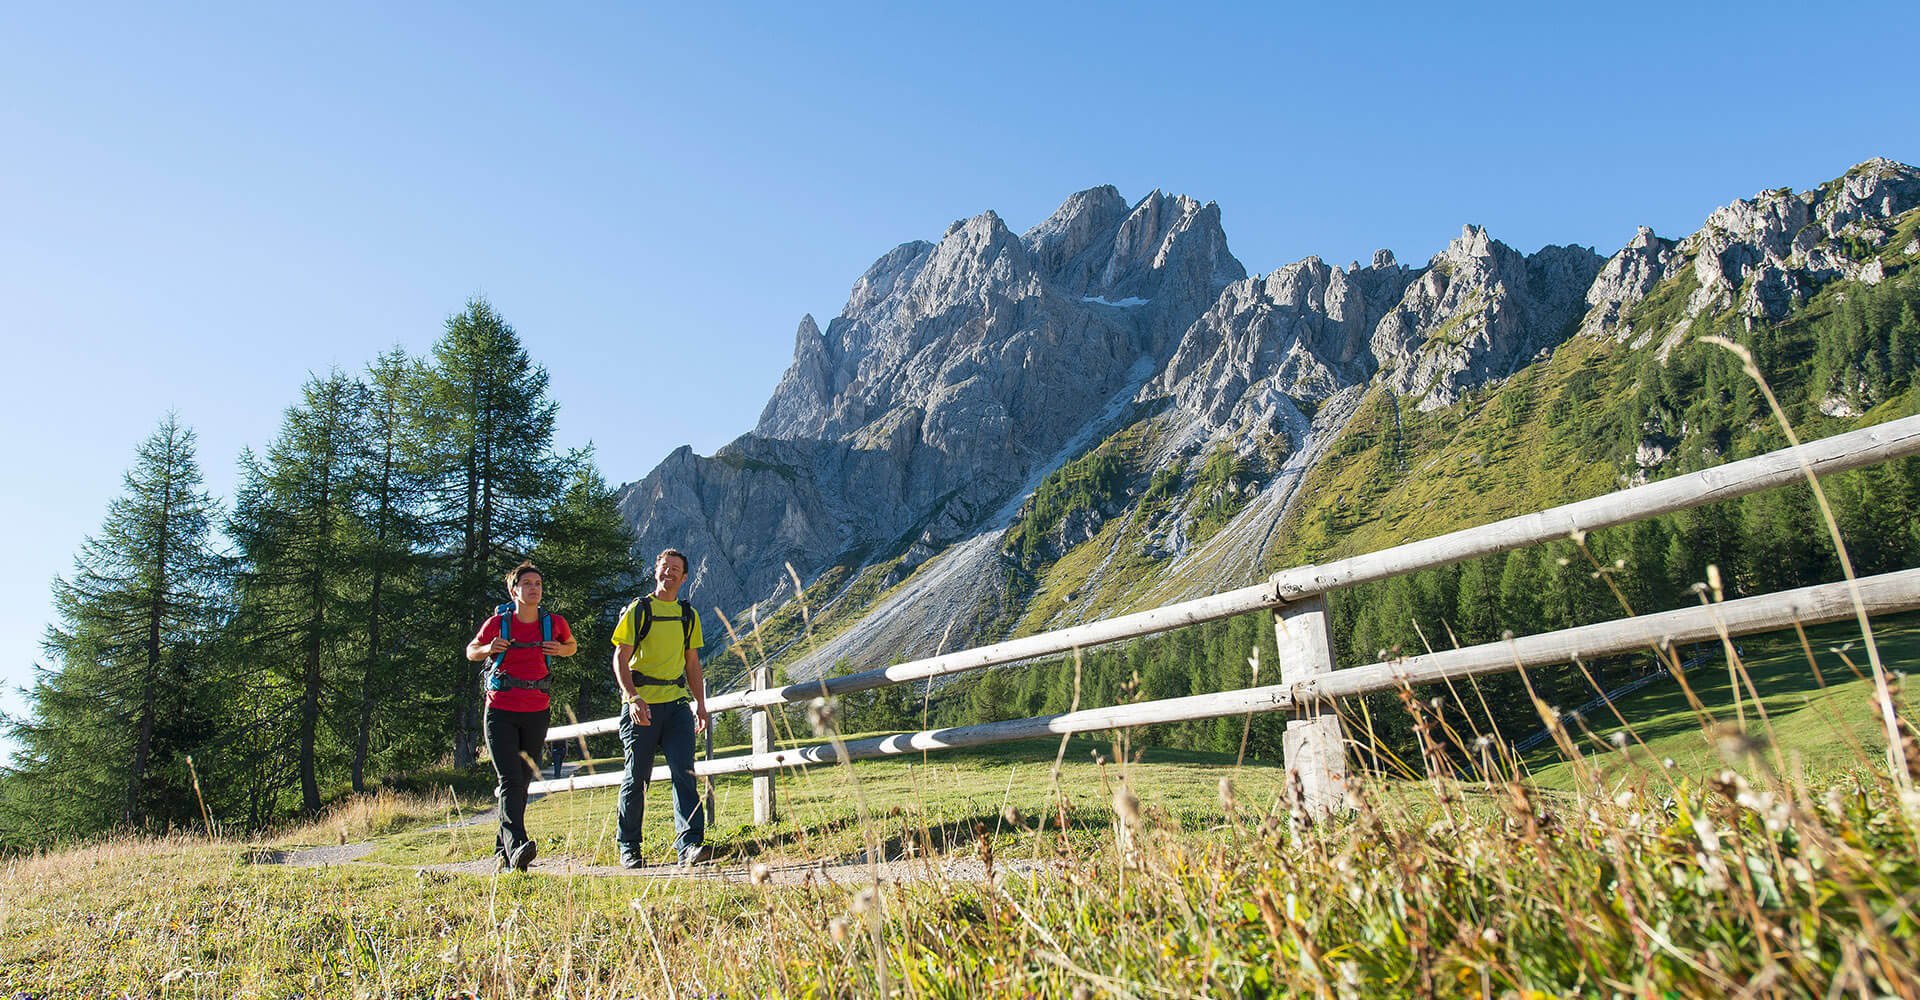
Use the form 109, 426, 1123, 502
756, 315, 831, 438
1023, 185, 1131, 276
1371, 230, 1602, 408
1579, 159, 1920, 341
1148, 251, 1413, 456
1580, 227, 1679, 341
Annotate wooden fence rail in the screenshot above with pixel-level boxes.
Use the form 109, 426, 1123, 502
533, 414, 1920, 818
530, 567, 1920, 796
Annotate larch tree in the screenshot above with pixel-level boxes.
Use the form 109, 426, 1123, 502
417, 299, 563, 768
3, 415, 224, 840
228, 371, 373, 815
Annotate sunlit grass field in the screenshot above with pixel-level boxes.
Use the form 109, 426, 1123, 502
3, 614, 1918, 997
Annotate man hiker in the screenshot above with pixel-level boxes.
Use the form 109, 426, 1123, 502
611, 547, 713, 868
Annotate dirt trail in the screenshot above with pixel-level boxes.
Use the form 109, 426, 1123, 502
257, 808, 1044, 884
265, 836, 1046, 885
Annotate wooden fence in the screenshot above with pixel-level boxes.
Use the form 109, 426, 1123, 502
532, 414, 1920, 821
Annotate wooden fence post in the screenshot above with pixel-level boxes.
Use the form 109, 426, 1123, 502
1275, 595, 1346, 822
752, 664, 777, 825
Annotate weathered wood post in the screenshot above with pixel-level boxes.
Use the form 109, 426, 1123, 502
1274, 595, 1346, 821
751, 663, 777, 825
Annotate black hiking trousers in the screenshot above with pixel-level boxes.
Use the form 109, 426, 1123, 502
485, 707, 549, 858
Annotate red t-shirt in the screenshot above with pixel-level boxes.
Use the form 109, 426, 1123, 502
474, 610, 571, 713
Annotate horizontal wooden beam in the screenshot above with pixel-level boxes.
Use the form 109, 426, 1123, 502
526, 567, 1920, 793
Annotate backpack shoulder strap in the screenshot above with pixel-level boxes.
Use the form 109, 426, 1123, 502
679, 600, 697, 651
489, 605, 513, 668
539, 609, 553, 671
622, 597, 655, 647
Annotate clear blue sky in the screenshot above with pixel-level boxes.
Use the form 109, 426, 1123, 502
3, 2, 1917, 747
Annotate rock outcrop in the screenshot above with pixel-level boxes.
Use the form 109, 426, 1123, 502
1583, 157, 1920, 342
1368, 227, 1603, 410
1146, 253, 1413, 454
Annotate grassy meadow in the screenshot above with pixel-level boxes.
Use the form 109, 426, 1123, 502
3, 614, 1919, 998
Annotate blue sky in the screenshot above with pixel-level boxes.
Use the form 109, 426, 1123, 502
3, 2, 1917, 748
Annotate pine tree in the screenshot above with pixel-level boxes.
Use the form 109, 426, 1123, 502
417, 299, 564, 767
3, 415, 224, 839
228, 372, 373, 814
351, 350, 433, 791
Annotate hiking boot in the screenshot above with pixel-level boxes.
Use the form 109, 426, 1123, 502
680, 844, 713, 867
619, 847, 646, 870
508, 839, 538, 871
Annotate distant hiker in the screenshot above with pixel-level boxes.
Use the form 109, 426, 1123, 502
465, 561, 576, 872
611, 548, 712, 868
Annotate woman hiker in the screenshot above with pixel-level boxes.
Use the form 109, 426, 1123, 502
465, 560, 576, 871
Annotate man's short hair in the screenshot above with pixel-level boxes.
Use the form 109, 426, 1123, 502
504, 560, 541, 593
657, 548, 689, 573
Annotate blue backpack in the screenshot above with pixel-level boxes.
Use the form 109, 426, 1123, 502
486, 604, 554, 692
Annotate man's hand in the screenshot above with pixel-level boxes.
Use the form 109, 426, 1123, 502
540, 641, 565, 655
628, 700, 652, 727
488, 637, 511, 654
694, 706, 710, 735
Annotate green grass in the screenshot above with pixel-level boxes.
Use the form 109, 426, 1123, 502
361, 737, 1294, 869
6, 615, 1920, 996
1523, 614, 1920, 791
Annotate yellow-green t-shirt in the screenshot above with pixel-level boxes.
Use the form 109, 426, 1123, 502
611, 597, 702, 704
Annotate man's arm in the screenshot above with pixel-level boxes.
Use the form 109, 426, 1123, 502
613, 644, 650, 725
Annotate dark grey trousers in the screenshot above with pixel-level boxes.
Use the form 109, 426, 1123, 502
617, 700, 704, 854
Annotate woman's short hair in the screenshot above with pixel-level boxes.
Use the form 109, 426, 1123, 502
504, 560, 541, 592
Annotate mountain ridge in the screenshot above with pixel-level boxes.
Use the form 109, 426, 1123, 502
615, 159, 1920, 678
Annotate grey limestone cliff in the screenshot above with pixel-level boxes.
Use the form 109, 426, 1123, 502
1367, 226, 1604, 410
617, 158, 1920, 672
623, 186, 1244, 630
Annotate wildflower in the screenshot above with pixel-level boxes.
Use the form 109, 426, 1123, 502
1610, 732, 1628, 748
749, 863, 770, 886
1113, 784, 1142, 827
1692, 817, 1721, 855
850, 886, 878, 914
827, 917, 850, 945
